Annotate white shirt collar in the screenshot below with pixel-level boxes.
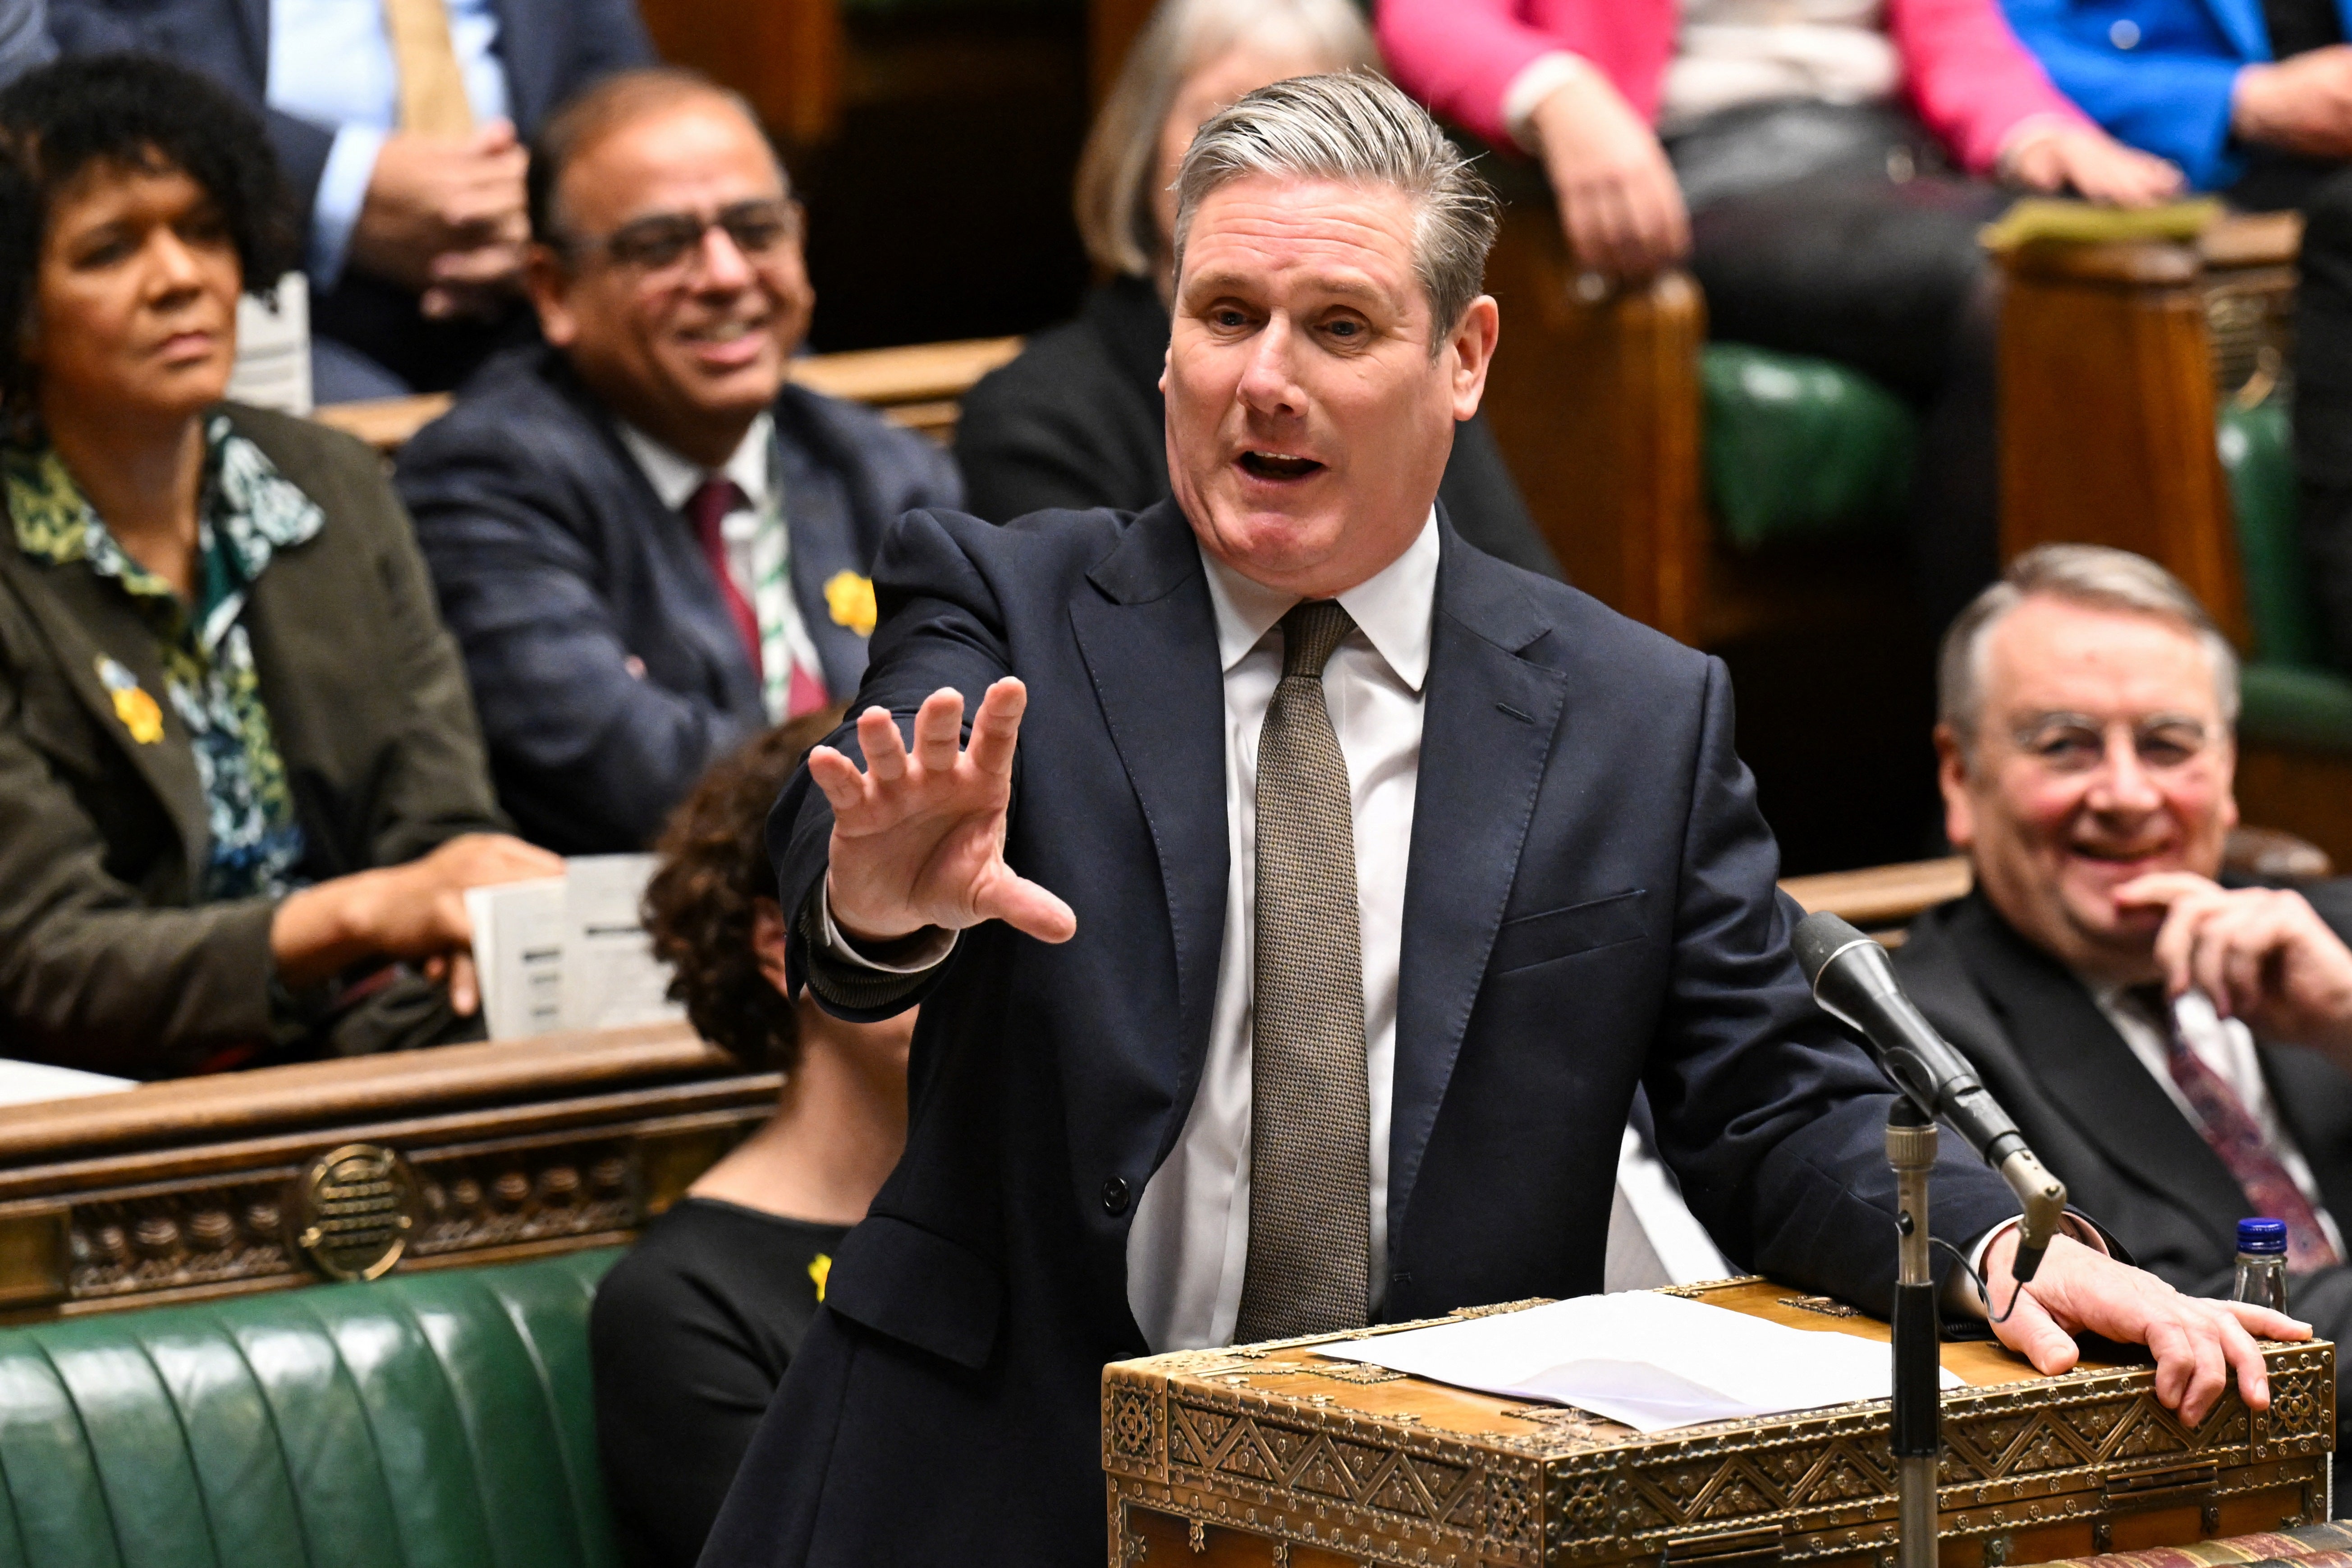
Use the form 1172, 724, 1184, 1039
617, 411, 774, 512
1196, 509, 1439, 692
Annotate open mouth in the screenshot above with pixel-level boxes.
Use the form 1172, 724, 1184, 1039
1237, 450, 1324, 481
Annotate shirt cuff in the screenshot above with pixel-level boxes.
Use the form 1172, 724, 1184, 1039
816, 878, 958, 973
308, 124, 388, 289
1501, 51, 1596, 155
1945, 1215, 2110, 1320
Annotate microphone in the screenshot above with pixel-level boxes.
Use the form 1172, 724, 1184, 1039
1793, 911, 2068, 1285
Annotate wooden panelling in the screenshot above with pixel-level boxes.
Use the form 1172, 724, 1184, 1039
0, 1024, 777, 1320
1482, 203, 1709, 646
636, 0, 845, 149
1997, 238, 2250, 648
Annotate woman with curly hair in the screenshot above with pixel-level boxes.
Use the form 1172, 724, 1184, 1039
591, 707, 912, 1568
0, 53, 558, 1076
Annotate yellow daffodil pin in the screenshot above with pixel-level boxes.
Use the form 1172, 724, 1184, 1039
808, 1252, 832, 1302
824, 571, 877, 638
95, 656, 162, 745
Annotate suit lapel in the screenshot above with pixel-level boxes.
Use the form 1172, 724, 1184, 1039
1959, 897, 2250, 1222
1068, 500, 1229, 1148
771, 426, 870, 700
3, 556, 209, 889
488, 0, 556, 126
1388, 520, 1567, 1242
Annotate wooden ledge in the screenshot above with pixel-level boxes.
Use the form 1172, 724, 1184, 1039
0, 1022, 739, 1165
1999, 238, 2201, 287
785, 334, 1022, 406
1779, 856, 1971, 932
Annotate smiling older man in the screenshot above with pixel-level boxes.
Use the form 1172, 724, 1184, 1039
698, 77, 2303, 1568
394, 69, 959, 854
1898, 542, 2352, 1476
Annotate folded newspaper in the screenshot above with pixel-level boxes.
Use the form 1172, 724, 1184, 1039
1316, 1291, 1958, 1432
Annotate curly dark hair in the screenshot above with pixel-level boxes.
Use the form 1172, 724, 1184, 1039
0, 54, 299, 415
642, 708, 846, 1070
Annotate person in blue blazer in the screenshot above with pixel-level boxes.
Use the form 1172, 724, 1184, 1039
2002, 0, 2352, 675
397, 71, 960, 855
49, 0, 654, 399
697, 73, 2303, 1568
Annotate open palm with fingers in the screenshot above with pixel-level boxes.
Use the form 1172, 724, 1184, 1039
810, 680, 1077, 947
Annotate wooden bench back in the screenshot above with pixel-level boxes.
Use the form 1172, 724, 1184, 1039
312, 334, 1024, 453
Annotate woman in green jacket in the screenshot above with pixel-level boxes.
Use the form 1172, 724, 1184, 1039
0, 54, 560, 1076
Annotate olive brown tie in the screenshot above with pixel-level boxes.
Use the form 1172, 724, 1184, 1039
381, 0, 475, 138
1233, 599, 1373, 1343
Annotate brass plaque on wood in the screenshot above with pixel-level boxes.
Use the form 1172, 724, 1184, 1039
0, 1207, 68, 1307
284, 1144, 422, 1281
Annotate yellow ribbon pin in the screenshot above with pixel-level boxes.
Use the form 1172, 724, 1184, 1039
95, 657, 163, 745
808, 1252, 832, 1302
823, 571, 877, 638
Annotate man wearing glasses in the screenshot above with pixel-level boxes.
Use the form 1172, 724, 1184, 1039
397, 69, 960, 853
1898, 542, 2352, 1474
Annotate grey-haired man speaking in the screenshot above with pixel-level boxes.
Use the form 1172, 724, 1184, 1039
699, 75, 2300, 1568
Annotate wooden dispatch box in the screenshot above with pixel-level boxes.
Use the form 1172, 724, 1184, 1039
1102, 1279, 2335, 1568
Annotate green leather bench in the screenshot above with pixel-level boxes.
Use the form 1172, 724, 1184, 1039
2219, 399, 2352, 756
0, 1249, 623, 1568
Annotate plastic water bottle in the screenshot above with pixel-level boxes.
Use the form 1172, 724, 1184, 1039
2232, 1218, 2290, 1312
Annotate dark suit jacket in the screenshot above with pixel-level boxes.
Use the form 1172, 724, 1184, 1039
953, 275, 1567, 581
0, 406, 505, 1077
698, 500, 2023, 1568
1897, 890, 2352, 1350
48, 0, 650, 245
396, 344, 963, 855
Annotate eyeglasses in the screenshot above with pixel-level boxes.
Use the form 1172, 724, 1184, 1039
555, 198, 801, 278
2008, 712, 2218, 775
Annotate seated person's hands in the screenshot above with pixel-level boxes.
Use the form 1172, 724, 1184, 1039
2114, 871, 2352, 1055
2002, 122, 2185, 208
1981, 1230, 2309, 1423
2233, 46, 2352, 160
348, 119, 530, 316
811, 681, 1076, 949
1526, 62, 1691, 283
271, 832, 564, 1014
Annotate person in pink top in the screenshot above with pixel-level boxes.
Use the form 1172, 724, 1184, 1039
1378, 0, 2183, 627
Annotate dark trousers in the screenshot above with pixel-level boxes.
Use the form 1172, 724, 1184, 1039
308, 270, 526, 400
2232, 155, 2352, 672
1667, 100, 2009, 632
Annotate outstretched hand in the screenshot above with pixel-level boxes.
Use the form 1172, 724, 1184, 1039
1981, 1232, 2308, 1424
810, 680, 1077, 948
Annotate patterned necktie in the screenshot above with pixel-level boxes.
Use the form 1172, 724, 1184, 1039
1234, 600, 1372, 1343
380, 0, 474, 138
2134, 986, 2342, 1270
686, 477, 764, 678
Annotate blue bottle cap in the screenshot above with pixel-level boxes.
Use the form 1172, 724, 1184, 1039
2238, 1217, 2288, 1254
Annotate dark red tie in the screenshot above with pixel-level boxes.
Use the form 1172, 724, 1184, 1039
686, 477, 762, 675
2136, 987, 2342, 1270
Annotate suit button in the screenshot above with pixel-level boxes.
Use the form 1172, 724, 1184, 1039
1100, 1177, 1131, 1215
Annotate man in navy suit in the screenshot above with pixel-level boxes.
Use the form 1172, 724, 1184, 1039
50, 0, 653, 398
701, 73, 2302, 1568
397, 70, 959, 855
2000, 0, 2352, 674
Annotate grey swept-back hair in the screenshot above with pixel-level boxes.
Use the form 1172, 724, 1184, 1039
1938, 543, 2241, 751
1074, 0, 1377, 280
1170, 71, 1499, 346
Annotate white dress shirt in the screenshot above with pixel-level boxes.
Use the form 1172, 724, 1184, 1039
1122, 513, 1438, 1352
268, 0, 513, 286
2092, 983, 2345, 1254
618, 414, 825, 723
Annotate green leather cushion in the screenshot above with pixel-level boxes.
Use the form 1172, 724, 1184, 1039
0, 1249, 622, 1568
1702, 344, 1916, 554
2215, 399, 2352, 752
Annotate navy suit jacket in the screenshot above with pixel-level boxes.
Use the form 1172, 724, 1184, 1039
48, 0, 651, 240
2002, 0, 2352, 189
697, 500, 2025, 1568
395, 344, 961, 854
1898, 889, 2352, 1362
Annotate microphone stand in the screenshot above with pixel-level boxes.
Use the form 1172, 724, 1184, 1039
1886, 1098, 1940, 1568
